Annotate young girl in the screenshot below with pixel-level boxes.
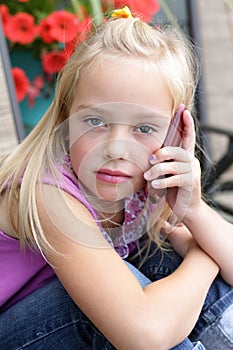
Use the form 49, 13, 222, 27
0, 8, 233, 350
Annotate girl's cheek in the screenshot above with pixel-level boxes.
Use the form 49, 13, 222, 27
69, 143, 85, 169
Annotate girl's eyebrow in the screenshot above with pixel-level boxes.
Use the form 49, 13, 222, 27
74, 104, 171, 122
134, 111, 171, 121
72, 105, 105, 118
75, 104, 99, 112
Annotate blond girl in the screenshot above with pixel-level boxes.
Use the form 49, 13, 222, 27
0, 10, 233, 350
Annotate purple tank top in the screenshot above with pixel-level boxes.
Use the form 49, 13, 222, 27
0, 164, 148, 312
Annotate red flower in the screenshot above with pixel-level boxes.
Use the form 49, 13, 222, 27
0, 5, 11, 34
113, 0, 160, 22
5, 12, 38, 45
65, 17, 92, 58
39, 15, 56, 44
46, 10, 79, 43
64, 38, 77, 59
18, 0, 30, 2
12, 67, 29, 102
76, 16, 92, 39
42, 50, 67, 74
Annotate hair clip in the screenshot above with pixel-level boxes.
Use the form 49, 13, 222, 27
111, 6, 132, 19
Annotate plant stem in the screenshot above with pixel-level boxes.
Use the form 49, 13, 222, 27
158, 0, 182, 34
70, 0, 85, 21
158, 0, 178, 25
89, 0, 103, 25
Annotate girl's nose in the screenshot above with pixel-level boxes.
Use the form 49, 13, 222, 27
103, 125, 130, 160
103, 138, 130, 160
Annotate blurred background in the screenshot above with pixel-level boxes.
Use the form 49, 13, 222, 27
0, 0, 232, 219
196, 0, 233, 220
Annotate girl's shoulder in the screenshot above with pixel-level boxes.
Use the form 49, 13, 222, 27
42, 157, 99, 224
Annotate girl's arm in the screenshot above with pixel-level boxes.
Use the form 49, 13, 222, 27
184, 200, 233, 286
145, 109, 233, 286
37, 185, 218, 350
164, 212, 233, 286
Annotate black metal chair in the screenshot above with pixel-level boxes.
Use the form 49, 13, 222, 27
199, 125, 233, 221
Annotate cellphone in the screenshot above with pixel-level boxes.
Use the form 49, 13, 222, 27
147, 104, 185, 202
162, 104, 185, 148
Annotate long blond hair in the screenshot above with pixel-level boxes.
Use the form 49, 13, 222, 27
0, 17, 199, 253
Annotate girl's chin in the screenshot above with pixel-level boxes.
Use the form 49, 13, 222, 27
81, 188, 126, 214
95, 188, 129, 202
81, 179, 133, 197
79, 178, 144, 202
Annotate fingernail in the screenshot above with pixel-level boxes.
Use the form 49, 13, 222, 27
149, 154, 156, 164
144, 170, 151, 180
151, 180, 160, 188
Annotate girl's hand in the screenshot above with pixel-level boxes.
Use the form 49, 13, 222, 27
144, 110, 201, 221
162, 221, 193, 258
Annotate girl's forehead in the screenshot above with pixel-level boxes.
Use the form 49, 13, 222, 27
91, 53, 158, 70
84, 53, 163, 80
69, 53, 174, 121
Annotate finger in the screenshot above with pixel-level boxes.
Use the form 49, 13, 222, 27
144, 161, 192, 181
150, 172, 193, 190
161, 221, 184, 235
182, 110, 196, 154
149, 146, 193, 165
161, 220, 174, 235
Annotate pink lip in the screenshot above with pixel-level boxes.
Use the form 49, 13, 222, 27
96, 169, 131, 184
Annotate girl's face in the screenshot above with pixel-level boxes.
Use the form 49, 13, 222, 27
69, 56, 173, 202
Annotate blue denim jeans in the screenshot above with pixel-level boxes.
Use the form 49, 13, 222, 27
0, 244, 233, 350
128, 243, 233, 350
